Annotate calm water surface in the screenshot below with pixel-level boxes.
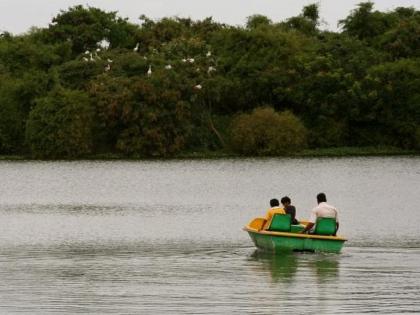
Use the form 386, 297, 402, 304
0, 157, 419, 314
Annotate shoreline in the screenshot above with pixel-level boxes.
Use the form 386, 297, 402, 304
0, 146, 418, 161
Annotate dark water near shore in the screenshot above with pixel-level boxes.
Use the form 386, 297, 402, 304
0, 157, 419, 314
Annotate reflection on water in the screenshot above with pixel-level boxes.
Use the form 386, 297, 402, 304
250, 250, 299, 283
249, 250, 340, 284
0, 157, 419, 313
312, 255, 340, 280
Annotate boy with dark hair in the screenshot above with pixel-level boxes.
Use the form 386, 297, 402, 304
281, 196, 299, 225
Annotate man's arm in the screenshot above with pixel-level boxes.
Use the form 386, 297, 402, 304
301, 208, 316, 233
333, 221, 339, 236
301, 222, 314, 234
333, 209, 339, 236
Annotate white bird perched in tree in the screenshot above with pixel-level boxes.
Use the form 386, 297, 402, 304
97, 39, 110, 50
182, 58, 187, 63
96, 48, 101, 52
147, 65, 152, 77
194, 84, 202, 90
165, 64, 172, 70
105, 64, 111, 71
206, 51, 212, 57
107, 58, 113, 63
133, 42, 139, 52
83, 57, 89, 62
89, 53, 95, 62
84, 50, 90, 55
188, 58, 195, 63
208, 66, 216, 73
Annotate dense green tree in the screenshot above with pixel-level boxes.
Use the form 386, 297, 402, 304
230, 107, 307, 155
352, 59, 420, 149
0, 3, 419, 157
0, 30, 70, 74
0, 76, 24, 153
378, 13, 420, 59
282, 3, 320, 35
339, 2, 399, 40
246, 15, 272, 29
46, 5, 138, 55
89, 72, 192, 157
26, 88, 93, 158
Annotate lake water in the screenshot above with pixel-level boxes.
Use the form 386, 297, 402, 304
0, 157, 419, 314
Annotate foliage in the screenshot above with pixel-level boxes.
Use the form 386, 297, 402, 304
230, 107, 307, 155
88, 73, 192, 157
0, 76, 24, 153
246, 15, 272, 29
0, 3, 419, 158
354, 59, 420, 149
46, 5, 138, 54
25, 88, 93, 158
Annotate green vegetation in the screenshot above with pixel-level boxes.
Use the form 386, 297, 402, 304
230, 107, 307, 155
0, 3, 419, 158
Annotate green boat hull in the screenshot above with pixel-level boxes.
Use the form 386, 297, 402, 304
248, 231, 345, 253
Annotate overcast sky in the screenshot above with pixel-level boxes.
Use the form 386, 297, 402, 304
0, 0, 419, 34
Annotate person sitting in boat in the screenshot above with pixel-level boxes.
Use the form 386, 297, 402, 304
301, 193, 339, 235
280, 196, 299, 225
263, 198, 286, 230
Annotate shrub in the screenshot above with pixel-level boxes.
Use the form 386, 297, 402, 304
0, 77, 24, 153
26, 88, 93, 158
230, 107, 307, 155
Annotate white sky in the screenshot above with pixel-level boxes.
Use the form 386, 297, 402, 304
0, 0, 419, 34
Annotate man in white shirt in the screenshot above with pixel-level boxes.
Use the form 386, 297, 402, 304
301, 193, 339, 235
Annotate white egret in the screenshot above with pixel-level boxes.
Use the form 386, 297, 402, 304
84, 50, 90, 55
182, 58, 187, 63
89, 53, 95, 62
97, 39, 110, 50
96, 48, 101, 52
83, 57, 89, 62
188, 58, 195, 63
133, 43, 139, 52
165, 65, 172, 70
147, 65, 152, 77
105, 64, 111, 71
107, 58, 113, 63
206, 51, 212, 57
208, 66, 216, 73
194, 84, 202, 90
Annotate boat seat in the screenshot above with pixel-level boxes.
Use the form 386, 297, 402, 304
314, 217, 337, 235
267, 214, 291, 232
290, 224, 304, 233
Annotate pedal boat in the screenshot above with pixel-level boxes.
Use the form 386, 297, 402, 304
243, 215, 347, 253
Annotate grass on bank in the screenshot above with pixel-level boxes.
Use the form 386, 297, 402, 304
0, 146, 418, 161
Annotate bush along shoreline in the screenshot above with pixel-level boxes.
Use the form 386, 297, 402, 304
0, 146, 418, 161
0, 3, 419, 159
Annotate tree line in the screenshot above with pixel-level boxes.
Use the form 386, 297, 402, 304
0, 2, 419, 158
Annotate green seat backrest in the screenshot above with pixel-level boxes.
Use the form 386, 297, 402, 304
268, 214, 291, 232
314, 217, 337, 235
290, 224, 304, 233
